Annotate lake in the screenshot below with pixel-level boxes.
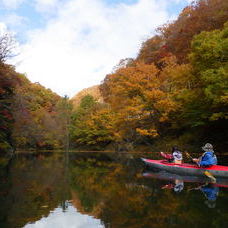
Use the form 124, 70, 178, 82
0, 152, 228, 228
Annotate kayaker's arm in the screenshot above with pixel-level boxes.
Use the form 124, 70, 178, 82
185, 152, 200, 166
192, 158, 200, 166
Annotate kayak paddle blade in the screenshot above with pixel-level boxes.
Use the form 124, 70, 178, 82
204, 171, 216, 183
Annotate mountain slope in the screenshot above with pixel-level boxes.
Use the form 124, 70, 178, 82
71, 85, 103, 108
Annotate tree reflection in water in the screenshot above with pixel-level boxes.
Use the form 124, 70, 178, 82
0, 152, 228, 228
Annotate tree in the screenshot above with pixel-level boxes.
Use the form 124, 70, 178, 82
188, 22, 228, 122
100, 62, 178, 144
70, 95, 115, 149
55, 95, 73, 150
0, 32, 16, 63
158, 0, 228, 63
136, 35, 169, 66
164, 22, 228, 128
0, 64, 19, 152
12, 78, 65, 150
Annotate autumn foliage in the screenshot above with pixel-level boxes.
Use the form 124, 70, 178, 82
138, 0, 228, 64
1, 0, 228, 152
0, 63, 71, 152
100, 62, 177, 141
0, 64, 19, 152
98, 0, 228, 150
68, 0, 228, 150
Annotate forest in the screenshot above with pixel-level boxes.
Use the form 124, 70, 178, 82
0, 0, 228, 154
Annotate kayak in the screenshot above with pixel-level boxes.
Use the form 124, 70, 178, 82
142, 171, 228, 188
141, 158, 228, 178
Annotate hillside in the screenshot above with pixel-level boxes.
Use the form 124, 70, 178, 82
71, 85, 103, 108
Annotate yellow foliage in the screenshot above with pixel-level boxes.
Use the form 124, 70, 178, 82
100, 60, 181, 141
136, 128, 158, 137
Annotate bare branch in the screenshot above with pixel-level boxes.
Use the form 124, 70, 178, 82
0, 33, 16, 63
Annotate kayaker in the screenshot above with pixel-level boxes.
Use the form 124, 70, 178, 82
192, 143, 217, 167
160, 146, 183, 164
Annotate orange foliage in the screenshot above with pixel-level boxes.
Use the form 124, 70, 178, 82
100, 61, 178, 141
158, 0, 228, 63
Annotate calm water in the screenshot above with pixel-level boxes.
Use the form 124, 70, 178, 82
1, 152, 228, 228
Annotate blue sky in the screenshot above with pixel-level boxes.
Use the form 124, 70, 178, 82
0, 0, 191, 96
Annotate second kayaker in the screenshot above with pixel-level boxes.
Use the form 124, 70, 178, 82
161, 146, 183, 164
192, 143, 217, 167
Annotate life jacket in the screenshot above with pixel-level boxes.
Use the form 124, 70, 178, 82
173, 150, 182, 162
200, 151, 217, 167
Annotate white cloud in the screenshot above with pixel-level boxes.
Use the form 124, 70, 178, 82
0, 0, 25, 9
34, 0, 60, 12
172, 0, 193, 4
14, 0, 172, 97
35, 0, 58, 5
0, 22, 7, 34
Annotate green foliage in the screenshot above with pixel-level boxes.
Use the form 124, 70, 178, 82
70, 95, 114, 149
80, 95, 97, 110
185, 22, 228, 123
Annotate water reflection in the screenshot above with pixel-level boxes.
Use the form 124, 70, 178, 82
142, 170, 224, 208
188, 183, 219, 208
0, 152, 228, 228
24, 204, 104, 228
161, 179, 184, 193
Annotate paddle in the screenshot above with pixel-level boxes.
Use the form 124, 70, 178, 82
204, 171, 216, 183
185, 151, 216, 183
187, 182, 209, 192
185, 151, 193, 161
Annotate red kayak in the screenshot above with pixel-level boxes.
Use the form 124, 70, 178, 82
141, 158, 228, 178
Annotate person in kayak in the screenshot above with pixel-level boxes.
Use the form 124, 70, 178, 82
192, 143, 217, 167
160, 146, 183, 164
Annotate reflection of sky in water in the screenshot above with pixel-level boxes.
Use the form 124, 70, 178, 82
24, 204, 104, 228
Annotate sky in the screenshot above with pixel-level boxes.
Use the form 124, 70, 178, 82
0, 0, 192, 97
